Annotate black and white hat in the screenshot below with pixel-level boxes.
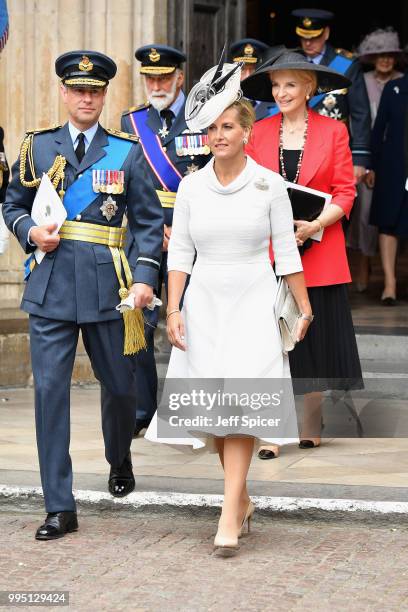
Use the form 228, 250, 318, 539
241, 49, 351, 103
185, 47, 243, 131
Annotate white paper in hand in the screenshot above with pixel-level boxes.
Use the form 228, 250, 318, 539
31, 173, 67, 264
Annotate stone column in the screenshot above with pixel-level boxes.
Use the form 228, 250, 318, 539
0, 0, 167, 384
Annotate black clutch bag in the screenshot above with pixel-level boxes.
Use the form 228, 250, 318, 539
286, 185, 326, 222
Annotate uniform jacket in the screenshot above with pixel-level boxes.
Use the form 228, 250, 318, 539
312, 44, 371, 168
370, 73, 408, 233
246, 110, 356, 287
121, 101, 211, 228
3, 123, 163, 323
0, 126, 9, 202
254, 101, 277, 121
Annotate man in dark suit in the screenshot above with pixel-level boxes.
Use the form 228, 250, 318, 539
292, 8, 371, 181
119, 45, 211, 435
2, 50, 163, 540
230, 38, 276, 121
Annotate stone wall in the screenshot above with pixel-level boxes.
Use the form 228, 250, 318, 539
0, 0, 168, 385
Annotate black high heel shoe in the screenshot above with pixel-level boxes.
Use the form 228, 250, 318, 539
258, 445, 280, 460
299, 419, 324, 449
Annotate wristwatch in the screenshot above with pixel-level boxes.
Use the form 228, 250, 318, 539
299, 313, 314, 322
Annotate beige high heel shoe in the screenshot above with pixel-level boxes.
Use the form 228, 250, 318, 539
213, 527, 240, 556
238, 501, 255, 538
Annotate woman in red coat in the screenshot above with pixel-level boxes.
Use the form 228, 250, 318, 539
243, 50, 363, 457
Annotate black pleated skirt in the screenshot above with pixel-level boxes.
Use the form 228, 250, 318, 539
289, 284, 363, 393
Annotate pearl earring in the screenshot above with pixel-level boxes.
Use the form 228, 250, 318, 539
243, 137, 248, 144
306, 94, 310, 100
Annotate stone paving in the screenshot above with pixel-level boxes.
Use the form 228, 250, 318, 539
1, 505, 408, 612
2, 388, 408, 490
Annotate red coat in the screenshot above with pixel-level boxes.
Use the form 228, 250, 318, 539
246, 110, 355, 287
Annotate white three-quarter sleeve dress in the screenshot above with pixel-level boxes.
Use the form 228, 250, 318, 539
145, 155, 303, 451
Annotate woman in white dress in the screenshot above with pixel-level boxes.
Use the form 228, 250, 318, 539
145, 59, 313, 554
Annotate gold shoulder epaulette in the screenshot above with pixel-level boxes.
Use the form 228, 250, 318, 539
105, 128, 140, 142
26, 124, 62, 135
335, 48, 354, 60
122, 103, 149, 116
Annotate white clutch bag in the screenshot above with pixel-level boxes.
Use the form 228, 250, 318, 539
274, 278, 301, 352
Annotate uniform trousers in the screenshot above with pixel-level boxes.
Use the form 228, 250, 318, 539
29, 315, 138, 513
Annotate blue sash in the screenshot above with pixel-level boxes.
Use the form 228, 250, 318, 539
63, 135, 132, 220
266, 54, 353, 116
129, 108, 182, 192
24, 135, 132, 278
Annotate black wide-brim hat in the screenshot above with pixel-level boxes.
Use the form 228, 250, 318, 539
241, 50, 351, 103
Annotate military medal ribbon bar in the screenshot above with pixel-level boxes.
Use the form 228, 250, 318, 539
93, 169, 124, 194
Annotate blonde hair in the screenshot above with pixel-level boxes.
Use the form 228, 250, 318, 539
227, 98, 256, 129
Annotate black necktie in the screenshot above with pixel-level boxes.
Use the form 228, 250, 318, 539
160, 109, 174, 131
75, 132, 85, 163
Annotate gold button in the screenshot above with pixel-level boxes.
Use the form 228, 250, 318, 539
76, 214, 82, 221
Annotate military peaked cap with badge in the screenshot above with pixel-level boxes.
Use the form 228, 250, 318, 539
2, 49, 164, 527
56, 49, 117, 87
290, 8, 371, 167
291, 8, 334, 39
135, 44, 186, 75
230, 38, 269, 65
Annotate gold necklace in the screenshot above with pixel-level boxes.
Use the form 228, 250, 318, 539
283, 111, 308, 134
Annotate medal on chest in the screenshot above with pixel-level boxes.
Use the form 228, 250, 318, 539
93, 169, 124, 194
100, 195, 118, 221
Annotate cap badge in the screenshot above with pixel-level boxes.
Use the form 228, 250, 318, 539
303, 17, 312, 27
244, 44, 254, 57
79, 55, 93, 72
149, 48, 161, 63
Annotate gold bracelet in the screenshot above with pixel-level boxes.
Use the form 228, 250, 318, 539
166, 309, 180, 322
315, 218, 323, 232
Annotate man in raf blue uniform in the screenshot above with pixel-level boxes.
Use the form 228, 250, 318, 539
118, 45, 211, 435
2, 50, 163, 540
230, 38, 276, 121
292, 8, 371, 180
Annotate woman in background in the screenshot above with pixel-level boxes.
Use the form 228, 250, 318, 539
348, 28, 404, 293
370, 69, 408, 305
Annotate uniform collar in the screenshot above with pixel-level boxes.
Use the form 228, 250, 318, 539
68, 121, 99, 148
308, 45, 326, 65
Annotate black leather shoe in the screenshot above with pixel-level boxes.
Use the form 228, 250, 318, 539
133, 419, 150, 437
381, 296, 397, 307
35, 511, 78, 541
108, 451, 135, 497
258, 449, 277, 460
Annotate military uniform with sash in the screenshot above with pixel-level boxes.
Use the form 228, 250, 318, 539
2, 52, 163, 531
119, 45, 211, 430
291, 9, 371, 167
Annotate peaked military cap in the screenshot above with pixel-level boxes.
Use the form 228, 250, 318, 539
229, 38, 269, 64
135, 44, 186, 75
291, 8, 334, 39
56, 50, 117, 88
